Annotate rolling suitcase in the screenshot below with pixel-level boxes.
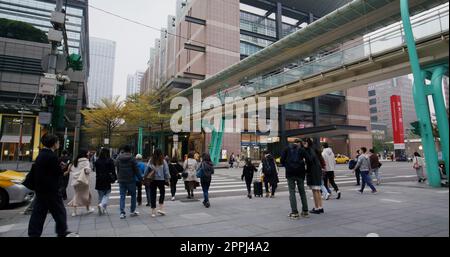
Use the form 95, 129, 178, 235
253, 181, 263, 197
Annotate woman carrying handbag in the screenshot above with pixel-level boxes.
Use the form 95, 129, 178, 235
413, 152, 427, 183
67, 150, 94, 217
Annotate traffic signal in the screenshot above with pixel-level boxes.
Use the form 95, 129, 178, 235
51, 95, 66, 129
410, 121, 421, 136
67, 54, 83, 71
65, 138, 70, 149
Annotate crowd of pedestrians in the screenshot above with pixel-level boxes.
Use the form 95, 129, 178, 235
28, 132, 431, 236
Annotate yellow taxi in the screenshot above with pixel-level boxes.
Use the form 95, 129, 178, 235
335, 154, 350, 164
0, 170, 34, 209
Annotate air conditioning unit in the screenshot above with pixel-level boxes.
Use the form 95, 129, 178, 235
51, 11, 65, 27
48, 28, 63, 42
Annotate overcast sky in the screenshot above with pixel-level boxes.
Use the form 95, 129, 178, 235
89, 0, 177, 100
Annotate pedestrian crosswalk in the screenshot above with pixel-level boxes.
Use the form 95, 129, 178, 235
106, 173, 417, 200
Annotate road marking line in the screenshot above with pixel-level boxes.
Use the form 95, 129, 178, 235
0, 224, 15, 233
380, 199, 402, 203
436, 190, 449, 194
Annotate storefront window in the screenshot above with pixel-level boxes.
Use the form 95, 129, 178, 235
0, 116, 35, 161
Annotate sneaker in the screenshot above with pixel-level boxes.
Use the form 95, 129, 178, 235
319, 208, 324, 213
205, 202, 210, 208
324, 193, 330, 200
171, 197, 176, 201
309, 208, 322, 214
270, 195, 275, 198
265, 193, 270, 198
71, 212, 77, 217
64, 232, 79, 237
120, 213, 126, 219
130, 211, 140, 217
288, 213, 300, 219
336, 191, 341, 200
98, 204, 103, 215
301, 211, 310, 218
371, 191, 378, 195
157, 209, 166, 215
357, 190, 363, 194
87, 208, 95, 214
146, 203, 150, 206
151, 209, 156, 218
248, 194, 252, 199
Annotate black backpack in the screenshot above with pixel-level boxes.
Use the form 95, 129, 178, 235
286, 146, 304, 170
263, 158, 276, 176
22, 163, 36, 190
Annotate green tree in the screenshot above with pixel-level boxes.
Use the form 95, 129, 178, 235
81, 96, 124, 148
0, 18, 48, 43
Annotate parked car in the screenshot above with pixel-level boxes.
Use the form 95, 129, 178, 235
335, 154, 350, 164
0, 170, 34, 209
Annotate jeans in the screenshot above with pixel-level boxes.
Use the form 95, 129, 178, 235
371, 168, 381, 183
170, 178, 178, 197
201, 179, 211, 203
360, 170, 377, 192
355, 169, 361, 185
119, 182, 137, 214
321, 179, 331, 195
323, 171, 339, 192
97, 189, 111, 208
149, 180, 166, 209
136, 181, 142, 204
287, 177, 308, 213
28, 193, 68, 237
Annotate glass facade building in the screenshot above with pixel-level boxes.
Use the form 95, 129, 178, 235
87, 37, 116, 107
0, 0, 88, 56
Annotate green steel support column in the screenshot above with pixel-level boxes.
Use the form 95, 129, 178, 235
401, 0, 442, 187
430, 66, 449, 180
138, 127, 143, 155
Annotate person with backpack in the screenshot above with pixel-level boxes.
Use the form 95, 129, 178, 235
169, 156, 184, 201
302, 138, 325, 214
353, 147, 377, 194
27, 134, 77, 237
281, 139, 310, 219
241, 158, 257, 199
94, 148, 116, 215
413, 152, 427, 183
197, 153, 214, 208
322, 143, 341, 199
116, 145, 142, 219
258, 151, 279, 198
146, 149, 170, 217
369, 149, 382, 185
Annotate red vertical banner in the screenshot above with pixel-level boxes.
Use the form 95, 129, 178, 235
390, 95, 405, 149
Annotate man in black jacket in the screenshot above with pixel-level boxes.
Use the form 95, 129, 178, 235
281, 139, 310, 219
116, 145, 142, 219
28, 134, 75, 237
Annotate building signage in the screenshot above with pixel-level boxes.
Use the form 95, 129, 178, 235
38, 112, 52, 125
390, 95, 405, 150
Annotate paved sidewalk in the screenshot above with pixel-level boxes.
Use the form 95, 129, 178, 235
0, 181, 448, 237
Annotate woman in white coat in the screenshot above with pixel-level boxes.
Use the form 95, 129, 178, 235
67, 150, 94, 216
183, 151, 199, 199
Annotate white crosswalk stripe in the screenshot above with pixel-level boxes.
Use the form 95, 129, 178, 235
105, 174, 417, 200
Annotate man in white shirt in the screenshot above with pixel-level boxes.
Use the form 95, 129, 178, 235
322, 143, 341, 199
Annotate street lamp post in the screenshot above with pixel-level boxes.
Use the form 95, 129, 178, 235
16, 107, 24, 170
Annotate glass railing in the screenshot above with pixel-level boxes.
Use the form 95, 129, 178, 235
225, 3, 449, 101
